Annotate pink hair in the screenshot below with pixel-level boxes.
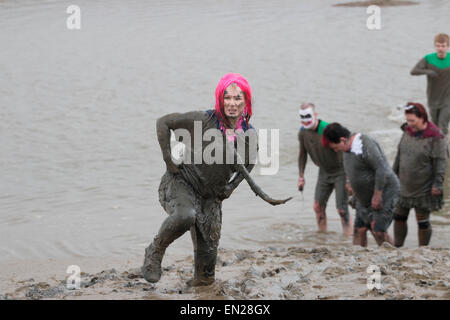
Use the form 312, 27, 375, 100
214, 73, 252, 127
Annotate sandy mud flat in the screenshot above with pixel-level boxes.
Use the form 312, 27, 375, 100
1, 243, 449, 300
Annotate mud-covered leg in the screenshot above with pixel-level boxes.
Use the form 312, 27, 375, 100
416, 210, 432, 246
313, 171, 332, 233
353, 227, 368, 247
313, 201, 327, 233
372, 231, 394, 246
187, 224, 219, 286
429, 108, 440, 129
437, 106, 450, 135
142, 205, 196, 283
335, 174, 352, 236
338, 209, 353, 237
393, 207, 409, 248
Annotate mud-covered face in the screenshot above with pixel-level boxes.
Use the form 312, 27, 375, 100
435, 41, 449, 59
223, 84, 245, 120
299, 107, 316, 129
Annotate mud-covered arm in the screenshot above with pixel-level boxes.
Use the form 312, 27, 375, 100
365, 138, 389, 192
410, 57, 438, 77
393, 149, 400, 176
156, 111, 204, 166
298, 131, 308, 177
431, 137, 448, 191
225, 164, 255, 192
392, 137, 403, 176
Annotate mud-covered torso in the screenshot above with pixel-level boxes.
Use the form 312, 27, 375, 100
175, 111, 257, 198
423, 53, 450, 108
397, 131, 446, 197
344, 134, 398, 207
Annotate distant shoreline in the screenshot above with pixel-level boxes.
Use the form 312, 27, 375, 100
334, 0, 419, 7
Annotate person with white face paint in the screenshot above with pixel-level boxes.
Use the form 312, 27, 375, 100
297, 103, 353, 236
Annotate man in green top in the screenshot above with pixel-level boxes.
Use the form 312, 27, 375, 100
411, 33, 450, 134
298, 103, 353, 236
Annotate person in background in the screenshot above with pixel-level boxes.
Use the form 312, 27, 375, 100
393, 102, 447, 247
323, 123, 399, 247
297, 103, 352, 236
411, 33, 450, 134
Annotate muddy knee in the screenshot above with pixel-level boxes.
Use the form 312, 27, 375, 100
416, 212, 431, 229
417, 219, 431, 229
372, 231, 387, 242
158, 207, 196, 242
313, 201, 325, 215
172, 205, 196, 227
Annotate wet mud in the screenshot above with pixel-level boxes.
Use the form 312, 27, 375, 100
1, 244, 449, 300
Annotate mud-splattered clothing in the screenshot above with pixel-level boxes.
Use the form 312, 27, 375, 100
147, 110, 256, 282
298, 119, 344, 175
158, 110, 257, 238
393, 122, 447, 212
344, 134, 400, 231
298, 120, 348, 218
411, 52, 450, 133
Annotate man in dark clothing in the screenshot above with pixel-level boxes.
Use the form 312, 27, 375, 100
323, 123, 400, 247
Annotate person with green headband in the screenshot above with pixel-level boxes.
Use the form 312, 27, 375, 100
297, 103, 353, 236
411, 33, 450, 134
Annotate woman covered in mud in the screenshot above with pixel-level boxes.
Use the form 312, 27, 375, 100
142, 73, 290, 286
142, 73, 256, 286
393, 102, 447, 247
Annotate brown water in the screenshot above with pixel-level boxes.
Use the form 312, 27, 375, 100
0, 0, 449, 262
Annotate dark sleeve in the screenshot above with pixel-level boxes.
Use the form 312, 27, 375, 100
156, 111, 205, 162
364, 137, 389, 191
431, 137, 448, 191
410, 57, 437, 77
298, 130, 307, 176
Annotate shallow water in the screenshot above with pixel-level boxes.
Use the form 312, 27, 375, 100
0, 0, 449, 261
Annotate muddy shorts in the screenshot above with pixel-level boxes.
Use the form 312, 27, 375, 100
158, 171, 223, 242
314, 169, 349, 216
354, 193, 398, 232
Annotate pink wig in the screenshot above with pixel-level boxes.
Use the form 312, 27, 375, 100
214, 73, 252, 126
